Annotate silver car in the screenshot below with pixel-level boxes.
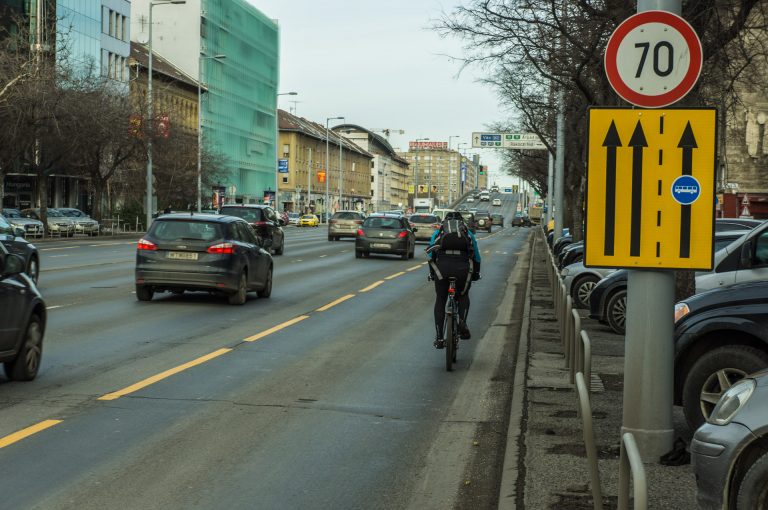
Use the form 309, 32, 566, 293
55, 208, 100, 236
21, 208, 75, 237
328, 210, 365, 241
561, 262, 615, 309
692, 369, 768, 509
2, 208, 44, 238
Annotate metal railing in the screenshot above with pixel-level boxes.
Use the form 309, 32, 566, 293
576, 329, 593, 387
576, 371, 604, 510
618, 433, 647, 510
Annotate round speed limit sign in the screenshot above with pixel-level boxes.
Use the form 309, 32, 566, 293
604, 10, 702, 108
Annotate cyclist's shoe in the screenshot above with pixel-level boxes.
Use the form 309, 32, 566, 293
433, 337, 445, 349
459, 322, 471, 340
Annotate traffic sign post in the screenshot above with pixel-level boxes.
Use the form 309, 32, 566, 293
594, 0, 702, 462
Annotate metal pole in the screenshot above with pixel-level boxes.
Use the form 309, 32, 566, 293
338, 131, 343, 211
146, 3, 155, 230
197, 55, 202, 212
307, 147, 312, 214
620, 0, 680, 462
325, 119, 330, 223
547, 151, 554, 224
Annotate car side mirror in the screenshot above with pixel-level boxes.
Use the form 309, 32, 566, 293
255, 237, 265, 248
13, 227, 25, 238
740, 241, 754, 269
0, 253, 25, 277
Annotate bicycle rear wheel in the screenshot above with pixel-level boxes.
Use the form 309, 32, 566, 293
445, 311, 455, 372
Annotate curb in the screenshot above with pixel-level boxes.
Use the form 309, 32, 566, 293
497, 228, 536, 509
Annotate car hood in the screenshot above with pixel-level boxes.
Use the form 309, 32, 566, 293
681, 281, 768, 313
6, 217, 43, 226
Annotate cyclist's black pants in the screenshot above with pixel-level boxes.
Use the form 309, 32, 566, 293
432, 257, 471, 339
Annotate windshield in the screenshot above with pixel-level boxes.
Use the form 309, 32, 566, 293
364, 217, 401, 229
332, 212, 362, 220
46, 209, 64, 217
3, 209, 21, 218
149, 220, 224, 242
410, 215, 438, 224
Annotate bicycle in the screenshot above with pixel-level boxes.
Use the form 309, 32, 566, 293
444, 277, 459, 371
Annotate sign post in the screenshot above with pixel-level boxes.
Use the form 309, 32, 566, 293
587, 0, 706, 461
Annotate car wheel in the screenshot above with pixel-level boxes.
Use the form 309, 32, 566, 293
228, 271, 248, 305
605, 289, 627, 335
257, 266, 272, 298
136, 284, 154, 302
737, 451, 768, 509
274, 239, 284, 255
4, 314, 43, 381
682, 345, 768, 430
571, 274, 599, 309
401, 249, 409, 260
355, 250, 362, 259
328, 236, 334, 242
27, 256, 39, 284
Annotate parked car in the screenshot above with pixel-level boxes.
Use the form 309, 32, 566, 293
288, 213, 300, 225
553, 234, 573, 256
562, 262, 616, 309
475, 212, 493, 232
2, 208, 44, 238
21, 208, 75, 237
674, 281, 768, 430
692, 368, 768, 509
328, 210, 365, 241
0, 242, 46, 381
408, 213, 440, 242
55, 208, 100, 236
135, 214, 273, 305
492, 198, 502, 206
0, 214, 40, 283
558, 240, 584, 269
355, 213, 416, 260
491, 213, 504, 228
714, 217, 764, 232
299, 214, 319, 227
218, 204, 285, 255
588, 231, 755, 333
697, 221, 768, 292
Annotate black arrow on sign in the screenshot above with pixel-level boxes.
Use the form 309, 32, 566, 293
678, 122, 698, 258
629, 121, 647, 257
602, 121, 622, 256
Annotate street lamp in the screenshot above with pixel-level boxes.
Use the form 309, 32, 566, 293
457, 142, 469, 196
146, 0, 186, 230
197, 53, 226, 212
325, 116, 344, 223
278, 91, 298, 97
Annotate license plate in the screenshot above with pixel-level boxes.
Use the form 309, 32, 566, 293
371, 243, 390, 249
167, 251, 198, 260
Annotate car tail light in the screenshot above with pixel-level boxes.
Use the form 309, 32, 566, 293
398, 231, 408, 238
355, 220, 363, 224
432, 224, 440, 229
253, 221, 267, 227
357, 229, 364, 237
207, 242, 236, 254
137, 238, 157, 251
329, 219, 337, 224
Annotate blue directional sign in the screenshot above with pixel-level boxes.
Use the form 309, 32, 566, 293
278, 159, 289, 173
480, 134, 502, 141
504, 188, 512, 193
671, 175, 701, 205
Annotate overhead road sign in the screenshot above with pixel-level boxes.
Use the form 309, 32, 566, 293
472, 132, 547, 150
604, 10, 702, 108
584, 108, 716, 270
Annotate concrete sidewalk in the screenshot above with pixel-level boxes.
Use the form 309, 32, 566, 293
502, 230, 698, 509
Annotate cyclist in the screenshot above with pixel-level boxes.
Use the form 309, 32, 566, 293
427, 211, 481, 349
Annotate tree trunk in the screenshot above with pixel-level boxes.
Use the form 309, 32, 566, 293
92, 179, 105, 222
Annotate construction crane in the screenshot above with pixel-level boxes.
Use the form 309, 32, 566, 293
370, 128, 405, 141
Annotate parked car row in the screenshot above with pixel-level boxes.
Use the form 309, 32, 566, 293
550, 219, 768, 508
3, 207, 99, 237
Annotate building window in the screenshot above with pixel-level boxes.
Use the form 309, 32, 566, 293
282, 176, 289, 184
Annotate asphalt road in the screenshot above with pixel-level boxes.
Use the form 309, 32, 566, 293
0, 194, 533, 509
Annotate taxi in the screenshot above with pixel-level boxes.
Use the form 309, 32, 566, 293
299, 214, 320, 227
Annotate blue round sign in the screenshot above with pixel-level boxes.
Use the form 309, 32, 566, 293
671, 175, 701, 205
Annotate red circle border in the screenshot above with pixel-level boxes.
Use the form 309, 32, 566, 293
604, 11, 702, 108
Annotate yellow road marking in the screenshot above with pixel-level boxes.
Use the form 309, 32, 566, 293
385, 272, 405, 280
316, 294, 355, 311
360, 280, 385, 292
98, 348, 232, 401
244, 315, 310, 342
0, 420, 62, 449
406, 265, 422, 272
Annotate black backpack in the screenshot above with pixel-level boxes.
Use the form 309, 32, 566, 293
430, 219, 471, 255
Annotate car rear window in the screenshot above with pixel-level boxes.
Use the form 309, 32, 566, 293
410, 215, 438, 224
364, 217, 402, 229
220, 207, 264, 222
332, 212, 362, 220
149, 220, 224, 242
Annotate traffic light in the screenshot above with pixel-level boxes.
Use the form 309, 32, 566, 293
479, 165, 486, 175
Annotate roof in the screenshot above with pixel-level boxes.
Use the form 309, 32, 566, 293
331, 124, 409, 166
278, 110, 373, 158
130, 43, 198, 89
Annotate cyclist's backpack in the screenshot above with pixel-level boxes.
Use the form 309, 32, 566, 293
431, 219, 471, 255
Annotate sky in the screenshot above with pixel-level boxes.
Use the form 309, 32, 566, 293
250, 0, 515, 187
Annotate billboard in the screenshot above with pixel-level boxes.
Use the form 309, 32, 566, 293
409, 141, 448, 150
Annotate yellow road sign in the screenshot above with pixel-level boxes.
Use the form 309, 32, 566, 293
585, 108, 716, 270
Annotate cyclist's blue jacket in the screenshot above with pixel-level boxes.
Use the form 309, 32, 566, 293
427, 228, 481, 263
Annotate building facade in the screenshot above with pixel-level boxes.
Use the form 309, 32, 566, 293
333, 124, 410, 212
131, 0, 279, 206
400, 141, 480, 209
277, 110, 373, 214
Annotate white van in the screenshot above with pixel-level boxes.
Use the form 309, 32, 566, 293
431, 208, 455, 222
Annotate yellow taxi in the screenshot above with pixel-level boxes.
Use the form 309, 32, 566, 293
299, 214, 319, 227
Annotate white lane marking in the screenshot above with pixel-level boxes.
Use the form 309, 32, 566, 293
49, 255, 70, 258
46, 305, 63, 310
319, 255, 327, 258
40, 246, 81, 251
503, 252, 508, 255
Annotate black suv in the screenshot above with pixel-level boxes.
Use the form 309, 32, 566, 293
674, 280, 768, 430
475, 212, 493, 232
219, 205, 285, 255
0, 213, 40, 283
0, 242, 47, 381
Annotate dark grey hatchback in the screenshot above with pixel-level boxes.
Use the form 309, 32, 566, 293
135, 214, 273, 305
354, 213, 416, 260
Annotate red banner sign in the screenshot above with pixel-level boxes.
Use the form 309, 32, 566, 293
409, 141, 448, 150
